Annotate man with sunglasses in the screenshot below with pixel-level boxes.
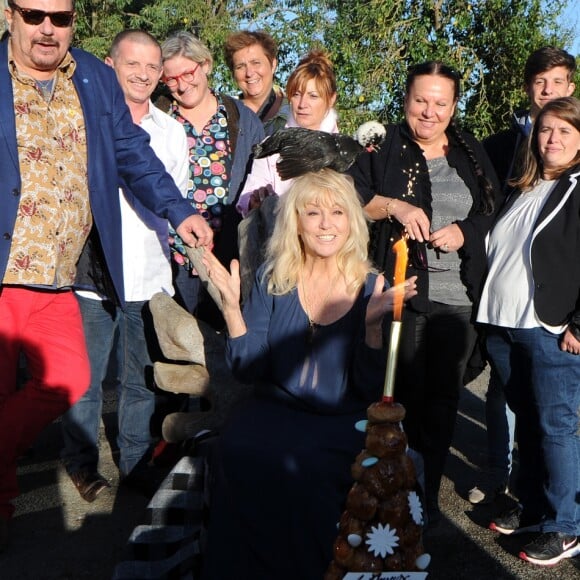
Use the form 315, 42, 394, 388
0, 1, 212, 550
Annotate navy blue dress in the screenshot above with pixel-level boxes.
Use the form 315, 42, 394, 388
202, 271, 386, 580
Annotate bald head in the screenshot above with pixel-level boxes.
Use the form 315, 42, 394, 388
109, 29, 161, 62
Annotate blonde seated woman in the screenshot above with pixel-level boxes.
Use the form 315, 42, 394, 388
200, 169, 416, 579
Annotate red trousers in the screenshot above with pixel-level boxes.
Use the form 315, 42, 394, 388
0, 287, 90, 519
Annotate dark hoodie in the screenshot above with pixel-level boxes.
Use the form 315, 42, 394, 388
483, 110, 531, 191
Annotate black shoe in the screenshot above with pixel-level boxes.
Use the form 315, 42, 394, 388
489, 505, 542, 535
520, 532, 580, 566
0, 515, 9, 553
69, 470, 111, 503
426, 504, 442, 529
121, 465, 168, 499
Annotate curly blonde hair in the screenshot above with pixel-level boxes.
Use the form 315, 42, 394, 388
263, 169, 372, 296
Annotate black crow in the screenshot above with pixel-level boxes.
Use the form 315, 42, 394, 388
252, 121, 386, 180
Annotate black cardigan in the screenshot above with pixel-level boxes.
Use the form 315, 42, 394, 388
492, 166, 580, 335
348, 122, 503, 313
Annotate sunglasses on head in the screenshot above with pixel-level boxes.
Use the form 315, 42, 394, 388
8, 1, 75, 28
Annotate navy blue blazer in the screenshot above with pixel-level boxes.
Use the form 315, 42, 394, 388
0, 41, 196, 304
492, 166, 580, 330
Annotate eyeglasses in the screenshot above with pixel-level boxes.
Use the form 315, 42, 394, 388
162, 63, 201, 89
8, 1, 75, 28
409, 240, 450, 273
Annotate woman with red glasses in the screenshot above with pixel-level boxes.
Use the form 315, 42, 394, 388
161, 31, 264, 328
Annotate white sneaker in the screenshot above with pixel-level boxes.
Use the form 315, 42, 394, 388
468, 482, 507, 505
468, 486, 487, 504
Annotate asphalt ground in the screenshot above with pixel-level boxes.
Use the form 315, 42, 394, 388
1, 368, 580, 579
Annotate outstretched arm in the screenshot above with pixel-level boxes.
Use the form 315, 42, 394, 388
175, 215, 214, 249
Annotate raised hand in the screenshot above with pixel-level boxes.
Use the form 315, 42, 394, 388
365, 275, 417, 348
201, 250, 247, 338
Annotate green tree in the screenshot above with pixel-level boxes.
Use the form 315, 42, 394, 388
72, 0, 329, 88
69, 0, 577, 137
463, 0, 576, 135
325, 0, 576, 136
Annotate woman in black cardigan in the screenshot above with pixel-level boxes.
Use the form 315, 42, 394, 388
349, 61, 502, 524
477, 97, 580, 566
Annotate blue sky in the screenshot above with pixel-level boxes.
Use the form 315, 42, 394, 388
562, 0, 580, 54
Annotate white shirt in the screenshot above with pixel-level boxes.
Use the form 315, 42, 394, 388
477, 179, 565, 333
77, 101, 188, 302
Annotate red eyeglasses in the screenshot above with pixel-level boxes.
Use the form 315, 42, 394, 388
162, 63, 201, 89
8, 1, 75, 28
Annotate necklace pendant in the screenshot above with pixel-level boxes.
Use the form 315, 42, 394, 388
306, 320, 317, 344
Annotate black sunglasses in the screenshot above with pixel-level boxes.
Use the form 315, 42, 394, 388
8, 1, 75, 28
409, 240, 450, 273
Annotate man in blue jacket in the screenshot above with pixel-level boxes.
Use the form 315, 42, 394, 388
0, 0, 212, 550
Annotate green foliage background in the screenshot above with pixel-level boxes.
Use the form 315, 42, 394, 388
56, 1, 580, 137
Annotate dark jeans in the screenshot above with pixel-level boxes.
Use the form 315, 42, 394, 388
61, 296, 157, 476
395, 302, 477, 507
486, 326, 580, 535
484, 366, 515, 478
172, 261, 202, 315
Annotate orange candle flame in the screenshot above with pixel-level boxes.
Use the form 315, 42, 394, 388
392, 235, 408, 321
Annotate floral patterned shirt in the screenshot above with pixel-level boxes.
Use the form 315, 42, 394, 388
168, 92, 232, 260
3, 49, 90, 287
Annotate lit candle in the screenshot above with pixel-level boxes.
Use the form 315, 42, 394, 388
382, 234, 408, 402
392, 235, 409, 321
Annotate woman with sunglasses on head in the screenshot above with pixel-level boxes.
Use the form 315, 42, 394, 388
235, 49, 338, 218
161, 31, 264, 328
235, 49, 339, 300
349, 61, 502, 525
477, 97, 580, 566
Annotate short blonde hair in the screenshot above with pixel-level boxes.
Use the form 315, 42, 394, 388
264, 169, 372, 295
161, 31, 213, 72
